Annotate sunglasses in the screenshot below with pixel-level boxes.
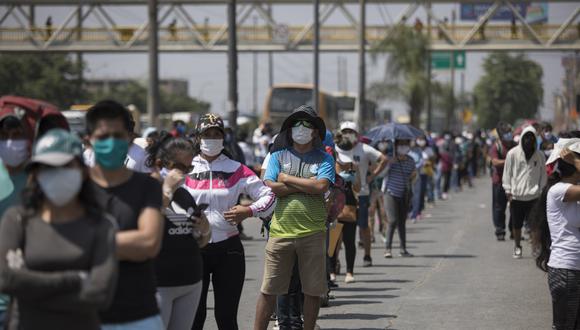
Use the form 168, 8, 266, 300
292, 120, 314, 129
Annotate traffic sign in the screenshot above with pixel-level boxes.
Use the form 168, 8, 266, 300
431, 51, 466, 70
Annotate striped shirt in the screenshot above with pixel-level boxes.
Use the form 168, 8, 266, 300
384, 156, 416, 198
183, 154, 276, 243
264, 148, 335, 238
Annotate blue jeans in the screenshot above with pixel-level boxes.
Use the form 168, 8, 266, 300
101, 315, 163, 330
276, 262, 303, 330
426, 175, 435, 203
411, 174, 427, 219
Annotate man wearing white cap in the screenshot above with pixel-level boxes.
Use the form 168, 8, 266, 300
338, 121, 388, 267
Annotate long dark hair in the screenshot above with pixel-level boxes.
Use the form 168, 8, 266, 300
530, 158, 578, 272
146, 131, 195, 169
21, 158, 103, 220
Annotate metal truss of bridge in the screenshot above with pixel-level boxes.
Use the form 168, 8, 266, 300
1, 0, 579, 53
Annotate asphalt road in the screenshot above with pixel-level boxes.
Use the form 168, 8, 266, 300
202, 177, 551, 330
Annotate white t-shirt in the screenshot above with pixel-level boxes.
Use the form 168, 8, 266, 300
547, 182, 580, 271
83, 143, 152, 173
352, 143, 382, 196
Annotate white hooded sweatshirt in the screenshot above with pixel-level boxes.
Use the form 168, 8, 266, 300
502, 126, 547, 201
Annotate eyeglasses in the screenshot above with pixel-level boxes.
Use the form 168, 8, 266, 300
292, 120, 314, 129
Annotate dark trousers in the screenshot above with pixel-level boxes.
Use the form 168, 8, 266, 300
276, 262, 303, 330
492, 183, 510, 235
330, 221, 356, 274
510, 199, 537, 231
385, 193, 409, 251
442, 171, 451, 194
193, 236, 245, 330
548, 267, 580, 330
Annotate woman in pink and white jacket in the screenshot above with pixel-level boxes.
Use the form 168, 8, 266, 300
187, 114, 276, 330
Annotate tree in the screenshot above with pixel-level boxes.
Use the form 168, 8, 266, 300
0, 54, 84, 107
89, 80, 210, 115
473, 53, 543, 128
370, 25, 430, 127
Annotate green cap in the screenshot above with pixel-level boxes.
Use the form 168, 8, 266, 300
28, 129, 83, 168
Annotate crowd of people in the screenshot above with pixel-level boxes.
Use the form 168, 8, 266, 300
0, 99, 579, 330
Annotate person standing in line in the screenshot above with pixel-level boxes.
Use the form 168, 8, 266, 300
409, 139, 425, 223
503, 126, 547, 259
187, 114, 276, 330
489, 122, 516, 241
337, 121, 387, 267
0, 111, 36, 325
85, 100, 165, 330
531, 144, 580, 330
146, 133, 211, 330
383, 139, 416, 258
0, 129, 117, 330
332, 138, 361, 284
254, 106, 335, 330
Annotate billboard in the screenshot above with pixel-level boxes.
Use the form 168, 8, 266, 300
460, 2, 548, 23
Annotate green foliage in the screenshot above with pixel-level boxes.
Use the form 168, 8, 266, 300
0, 54, 85, 107
474, 53, 543, 129
90, 81, 210, 114
370, 26, 430, 126
0, 53, 210, 114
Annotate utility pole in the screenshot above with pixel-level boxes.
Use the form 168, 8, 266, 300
268, 3, 274, 88
426, 2, 432, 131
147, 0, 160, 128
76, 5, 83, 103
355, 0, 366, 130
313, 0, 320, 112
228, 0, 239, 133
448, 51, 455, 132
252, 16, 258, 115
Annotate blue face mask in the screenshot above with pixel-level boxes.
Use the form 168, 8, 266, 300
93, 138, 129, 170
502, 133, 513, 142
338, 170, 355, 183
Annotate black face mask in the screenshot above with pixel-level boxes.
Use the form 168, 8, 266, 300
338, 140, 354, 151
521, 134, 536, 159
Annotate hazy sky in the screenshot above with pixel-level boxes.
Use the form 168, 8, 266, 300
5, 2, 580, 121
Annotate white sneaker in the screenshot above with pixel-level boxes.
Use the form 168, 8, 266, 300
345, 273, 355, 283
513, 246, 523, 259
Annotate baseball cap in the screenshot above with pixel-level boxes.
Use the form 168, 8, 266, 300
196, 113, 225, 135
339, 121, 359, 133
27, 129, 83, 169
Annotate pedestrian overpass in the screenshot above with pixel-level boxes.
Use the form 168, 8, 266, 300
1, 0, 579, 52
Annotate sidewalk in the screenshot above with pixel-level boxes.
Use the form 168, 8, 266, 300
204, 177, 551, 329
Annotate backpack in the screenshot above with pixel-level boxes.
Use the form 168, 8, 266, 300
325, 175, 346, 223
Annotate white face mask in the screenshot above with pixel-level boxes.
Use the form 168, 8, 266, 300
417, 139, 426, 147
0, 139, 29, 167
200, 139, 224, 157
37, 168, 83, 207
292, 126, 313, 145
397, 145, 410, 155
377, 142, 389, 151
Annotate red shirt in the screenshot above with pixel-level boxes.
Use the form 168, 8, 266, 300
489, 141, 511, 185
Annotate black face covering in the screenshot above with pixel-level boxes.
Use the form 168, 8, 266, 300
337, 139, 354, 151
521, 133, 536, 160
